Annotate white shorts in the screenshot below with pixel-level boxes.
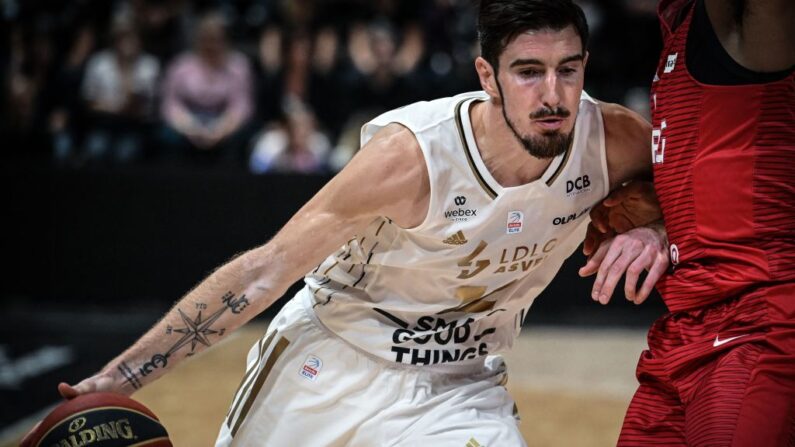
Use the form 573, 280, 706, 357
215, 292, 525, 446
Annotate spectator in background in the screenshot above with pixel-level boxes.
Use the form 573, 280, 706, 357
159, 12, 254, 165
254, 24, 285, 127
79, 17, 159, 164
5, 22, 58, 158
346, 21, 417, 114
127, 0, 190, 67
249, 103, 330, 174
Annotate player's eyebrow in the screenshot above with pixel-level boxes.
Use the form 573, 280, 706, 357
509, 54, 584, 68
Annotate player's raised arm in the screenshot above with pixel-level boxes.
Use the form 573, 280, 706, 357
60, 123, 429, 398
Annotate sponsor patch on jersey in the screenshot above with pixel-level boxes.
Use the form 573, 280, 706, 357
299, 355, 323, 381
444, 195, 478, 222
566, 175, 591, 196
506, 211, 523, 234
664, 53, 677, 73
443, 230, 468, 245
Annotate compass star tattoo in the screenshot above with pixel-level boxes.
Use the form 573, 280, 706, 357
169, 307, 226, 354
128, 292, 248, 387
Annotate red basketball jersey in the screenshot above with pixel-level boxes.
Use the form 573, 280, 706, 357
651, 0, 795, 312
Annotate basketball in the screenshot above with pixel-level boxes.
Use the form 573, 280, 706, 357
21, 393, 172, 447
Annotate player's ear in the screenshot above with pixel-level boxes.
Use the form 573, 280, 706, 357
475, 56, 500, 101
583, 51, 589, 69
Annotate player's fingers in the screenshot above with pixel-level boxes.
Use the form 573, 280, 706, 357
624, 247, 653, 302
598, 249, 637, 305
592, 243, 626, 303
58, 380, 90, 399
635, 253, 669, 305
589, 205, 610, 233
58, 381, 82, 399
583, 223, 597, 256
580, 237, 611, 278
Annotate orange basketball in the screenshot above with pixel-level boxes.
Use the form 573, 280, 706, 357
22, 393, 172, 447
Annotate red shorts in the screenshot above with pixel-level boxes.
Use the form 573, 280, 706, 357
618, 283, 795, 446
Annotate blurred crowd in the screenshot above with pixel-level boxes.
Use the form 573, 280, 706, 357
0, 0, 660, 173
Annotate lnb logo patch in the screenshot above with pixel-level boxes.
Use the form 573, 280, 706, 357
299, 355, 323, 381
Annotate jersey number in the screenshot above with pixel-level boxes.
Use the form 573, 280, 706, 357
652, 120, 667, 164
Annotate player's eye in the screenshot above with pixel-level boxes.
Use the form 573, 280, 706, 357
519, 69, 542, 78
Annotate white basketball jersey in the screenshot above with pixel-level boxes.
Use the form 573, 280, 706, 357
301, 91, 609, 369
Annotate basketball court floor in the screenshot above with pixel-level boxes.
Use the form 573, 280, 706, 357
2, 320, 647, 446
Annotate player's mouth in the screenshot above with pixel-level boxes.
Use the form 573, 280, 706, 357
533, 118, 565, 131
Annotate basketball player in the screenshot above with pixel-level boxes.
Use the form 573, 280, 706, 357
33, 2, 670, 445
583, 0, 794, 444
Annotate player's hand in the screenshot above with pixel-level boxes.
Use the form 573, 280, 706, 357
583, 220, 614, 257
578, 222, 668, 305
591, 181, 662, 235
58, 372, 124, 399
20, 375, 120, 446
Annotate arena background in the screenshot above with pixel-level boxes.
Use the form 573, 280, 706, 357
1, 0, 666, 445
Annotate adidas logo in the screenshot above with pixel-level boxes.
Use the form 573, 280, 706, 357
466, 437, 483, 447
443, 230, 468, 245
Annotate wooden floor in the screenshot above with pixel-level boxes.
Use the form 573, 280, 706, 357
10, 324, 648, 447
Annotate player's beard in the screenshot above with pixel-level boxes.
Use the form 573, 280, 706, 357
496, 80, 573, 159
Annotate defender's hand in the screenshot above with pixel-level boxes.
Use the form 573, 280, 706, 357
592, 181, 662, 235
579, 222, 668, 305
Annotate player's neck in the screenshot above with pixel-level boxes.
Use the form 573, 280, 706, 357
470, 100, 555, 188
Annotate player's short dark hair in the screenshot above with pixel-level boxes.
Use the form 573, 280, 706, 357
478, 0, 589, 71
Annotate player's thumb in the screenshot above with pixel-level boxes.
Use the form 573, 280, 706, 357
58, 381, 85, 399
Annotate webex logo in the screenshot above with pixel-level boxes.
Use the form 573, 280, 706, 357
445, 195, 477, 222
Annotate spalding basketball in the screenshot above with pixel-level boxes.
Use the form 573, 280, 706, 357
22, 393, 172, 447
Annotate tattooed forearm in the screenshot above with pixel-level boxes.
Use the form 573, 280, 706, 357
221, 291, 250, 314
129, 291, 247, 379
118, 362, 142, 390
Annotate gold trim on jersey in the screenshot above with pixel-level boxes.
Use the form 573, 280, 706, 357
230, 335, 290, 437
455, 99, 498, 199
226, 332, 273, 428
443, 230, 468, 245
545, 132, 574, 186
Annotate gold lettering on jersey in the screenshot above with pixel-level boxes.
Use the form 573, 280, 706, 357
457, 241, 490, 279
493, 238, 558, 274
456, 238, 558, 278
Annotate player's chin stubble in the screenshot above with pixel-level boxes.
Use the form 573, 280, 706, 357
503, 111, 573, 159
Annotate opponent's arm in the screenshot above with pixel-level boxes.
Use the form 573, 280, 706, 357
61, 123, 429, 397
582, 103, 661, 255
577, 103, 668, 305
